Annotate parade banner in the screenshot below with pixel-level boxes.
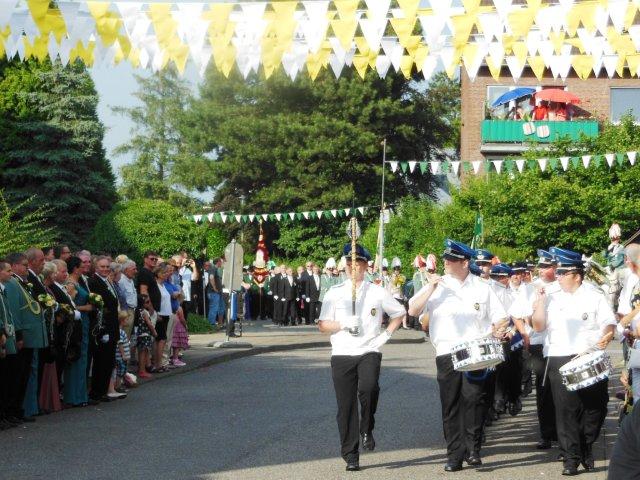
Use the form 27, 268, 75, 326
386, 150, 639, 175
191, 205, 368, 224
3, 0, 640, 81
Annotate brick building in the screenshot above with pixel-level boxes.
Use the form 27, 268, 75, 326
460, 66, 640, 165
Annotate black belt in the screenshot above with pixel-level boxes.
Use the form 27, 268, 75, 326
158, 315, 170, 321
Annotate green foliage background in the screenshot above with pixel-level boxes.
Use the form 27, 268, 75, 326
87, 199, 207, 263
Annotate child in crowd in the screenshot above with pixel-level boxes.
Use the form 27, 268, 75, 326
171, 307, 189, 367
136, 294, 157, 379
115, 311, 131, 392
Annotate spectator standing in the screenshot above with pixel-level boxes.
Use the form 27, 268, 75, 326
207, 258, 225, 328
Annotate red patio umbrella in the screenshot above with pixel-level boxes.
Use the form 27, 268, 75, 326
533, 89, 581, 104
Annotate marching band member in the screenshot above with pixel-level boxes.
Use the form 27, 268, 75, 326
318, 244, 405, 472
510, 250, 558, 450
408, 239, 507, 472
532, 248, 616, 476
475, 249, 495, 280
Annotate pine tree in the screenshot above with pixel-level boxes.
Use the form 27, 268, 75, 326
0, 60, 117, 248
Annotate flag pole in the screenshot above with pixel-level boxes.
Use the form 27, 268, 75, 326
378, 138, 387, 275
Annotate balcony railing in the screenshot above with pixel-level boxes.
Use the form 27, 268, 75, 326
481, 120, 599, 143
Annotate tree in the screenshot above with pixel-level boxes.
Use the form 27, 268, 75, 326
0, 60, 117, 248
113, 68, 215, 210
88, 199, 207, 263
186, 67, 459, 260
0, 191, 56, 257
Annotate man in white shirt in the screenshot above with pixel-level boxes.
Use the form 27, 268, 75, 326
408, 239, 507, 472
319, 243, 405, 472
118, 260, 138, 338
509, 250, 558, 450
532, 248, 616, 476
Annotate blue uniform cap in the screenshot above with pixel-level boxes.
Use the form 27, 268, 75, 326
537, 249, 554, 267
443, 239, 475, 260
469, 262, 482, 277
550, 247, 585, 273
474, 249, 494, 264
343, 244, 371, 262
510, 261, 527, 273
490, 263, 513, 277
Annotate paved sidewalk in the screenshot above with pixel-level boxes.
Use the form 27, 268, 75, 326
137, 320, 426, 383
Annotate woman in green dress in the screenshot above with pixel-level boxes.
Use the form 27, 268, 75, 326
63, 257, 93, 406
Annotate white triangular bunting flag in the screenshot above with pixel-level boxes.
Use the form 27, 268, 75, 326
451, 161, 460, 175
302, 211, 310, 219
538, 158, 547, 172
357, 206, 365, 215
206, 213, 213, 222
581, 155, 591, 168
603, 55, 618, 78
492, 160, 503, 174
389, 161, 399, 172
316, 210, 324, 219
275, 213, 282, 221
408, 161, 417, 172
628, 151, 637, 165
605, 153, 615, 167
344, 208, 351, 217
221, 213, 227, 223
261, 214, 268, 221
559, 156, 569, 171
472, 161, 482, 174
430, 161, 441, 174
235, 214, 242, 223
248, 214, 255, 222
331, 209, 337, 217
193, 215, 202, 223
288, 212, 295, 220
515, 159, 526, 173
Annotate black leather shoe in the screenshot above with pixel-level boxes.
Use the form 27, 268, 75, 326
509, 399, 522, 416
87, 398, 100, 406
537, 439, 552, 450
444, 462, 463, 472
562, 465, 579, 476
581, 456, 594, 471
345, 460, 360, 471
465, 454, 482, 466
557, 454, 566, 462
361, 433, 375, 451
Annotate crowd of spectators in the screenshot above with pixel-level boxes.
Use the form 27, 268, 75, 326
0, 247, 198, 428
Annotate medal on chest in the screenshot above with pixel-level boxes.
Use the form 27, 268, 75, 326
371, 307, 377, 316
474, 303, 480, 311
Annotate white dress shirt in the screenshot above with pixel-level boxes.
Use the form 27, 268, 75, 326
319, 280, 405, 356
118, 275, 138, 309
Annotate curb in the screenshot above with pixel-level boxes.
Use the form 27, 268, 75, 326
137, 337, 426, 385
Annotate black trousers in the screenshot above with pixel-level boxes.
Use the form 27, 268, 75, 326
0, 355, 10, 418
273, 298, 283, 324
6, 347, 33, 418
331, 352, 382, 462
436, 354, 486, 463
528, 345, 557, 441
548, 355, 609, 468
283, 300, 297, 325
308, 301, 319, 324
89, 336, 116, 400
499, 347, 523, 404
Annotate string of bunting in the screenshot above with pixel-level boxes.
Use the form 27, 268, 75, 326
386, 151, 639, 175
3, 0, 640, 81
192, 205, 369, 224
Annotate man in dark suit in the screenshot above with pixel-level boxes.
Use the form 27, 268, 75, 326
272, 266, 285, 326
88, 256, 119, 402
282, 267, 298, 326
305, 264, 322, 325
25, 248, 46, 298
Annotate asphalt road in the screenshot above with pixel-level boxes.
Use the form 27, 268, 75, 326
0, 342, 622, 480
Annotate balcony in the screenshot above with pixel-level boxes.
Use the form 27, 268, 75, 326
481, 120, 599, 144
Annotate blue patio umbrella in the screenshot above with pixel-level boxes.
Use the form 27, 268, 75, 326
491, 87, 536, 107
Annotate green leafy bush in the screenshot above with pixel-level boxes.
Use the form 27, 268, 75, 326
87, 199, 206, 263
186, 313, 215, 334
205, 226, 229, 259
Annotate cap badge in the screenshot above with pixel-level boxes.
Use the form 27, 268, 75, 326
371, 307, 377, 317
474, 303, 480, 311
582, 313, 588, 321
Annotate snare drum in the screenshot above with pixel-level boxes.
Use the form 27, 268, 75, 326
450, 337, 504, 372
559, 351, 612, 391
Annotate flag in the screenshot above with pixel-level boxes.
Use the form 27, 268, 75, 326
470, 211, 483, 249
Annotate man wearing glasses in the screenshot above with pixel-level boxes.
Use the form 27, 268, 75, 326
532, 247, 616, 476
137, 251, 161, 312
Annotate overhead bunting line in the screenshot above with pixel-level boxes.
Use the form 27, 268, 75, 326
191, 204, 370, 224
3, 0, 640, 81
386, 150, 639, 175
